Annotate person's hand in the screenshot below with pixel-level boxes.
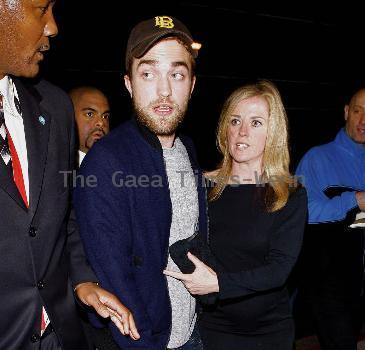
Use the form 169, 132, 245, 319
74, 282, 140, 340
356, 192, 365, 211
163, 252, 219, 295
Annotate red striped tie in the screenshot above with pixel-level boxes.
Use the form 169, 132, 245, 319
6, 130, 28, 207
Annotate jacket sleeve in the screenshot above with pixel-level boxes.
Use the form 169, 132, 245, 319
73, 144, 158, 349
217, 188, 307, 300
295, 149, 358, 223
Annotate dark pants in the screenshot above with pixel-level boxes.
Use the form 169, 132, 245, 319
168, 325, 204, 350
310, 295, 363, 350
297, 222, 365, 350
199, 325, 294, 350
82, 318, 119, 350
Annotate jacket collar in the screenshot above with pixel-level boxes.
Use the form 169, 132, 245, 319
335, 128, 365, 157
131, 115, 181, 154
130, 115, 200, 170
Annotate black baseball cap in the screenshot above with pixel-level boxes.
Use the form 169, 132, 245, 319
125, 15, 198, 71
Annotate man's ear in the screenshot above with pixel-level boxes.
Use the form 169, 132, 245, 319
344, 105, 349, 121
124, 75, 133, 98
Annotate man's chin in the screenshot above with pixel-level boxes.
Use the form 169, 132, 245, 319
134, 103, 187, 135
154, 126, 177, 136
12, 65, 39, 79
352, 135, 365, 146
86, 139, 98, 149
148, 123, 179, 136
24, 60, 42, 77
136, 115, 181, 135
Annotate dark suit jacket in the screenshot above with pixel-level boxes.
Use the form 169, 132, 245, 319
0, 77, 96, 350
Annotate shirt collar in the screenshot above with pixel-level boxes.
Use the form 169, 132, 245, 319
335, 128, 365, 156
78, 150, 86, 167
0, 75, 22, 119
0, 75, 9, 98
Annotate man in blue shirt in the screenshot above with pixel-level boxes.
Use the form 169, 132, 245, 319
296, 88, 365, 349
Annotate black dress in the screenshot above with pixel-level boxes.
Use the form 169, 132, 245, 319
199, 184, 307, 350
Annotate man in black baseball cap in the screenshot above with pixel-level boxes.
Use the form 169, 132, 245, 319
125, 15, 199, 73
75, 15, 205, 350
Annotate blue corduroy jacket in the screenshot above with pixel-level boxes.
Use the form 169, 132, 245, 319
74, 119, 208, 349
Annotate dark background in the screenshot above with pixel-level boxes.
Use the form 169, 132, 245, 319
42, 1, 364, 171
40, 1, 364, 340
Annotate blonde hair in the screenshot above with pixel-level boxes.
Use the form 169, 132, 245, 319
209, 80, 295, 211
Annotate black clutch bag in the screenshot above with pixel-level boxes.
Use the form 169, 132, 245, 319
169, 231, 221, 305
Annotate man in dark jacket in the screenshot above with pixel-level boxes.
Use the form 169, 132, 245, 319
0, 1, 138, 349
74, 15, 206, 350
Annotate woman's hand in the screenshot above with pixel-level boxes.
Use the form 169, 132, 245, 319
163, 252, 219, 295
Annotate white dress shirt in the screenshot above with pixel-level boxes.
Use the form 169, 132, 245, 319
0, 75, 29, 203
78, 150, 86, 167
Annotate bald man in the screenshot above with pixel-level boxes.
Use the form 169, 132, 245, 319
296, 88, 365, 349
0, 2, 138, 349
70, 87, 110, 166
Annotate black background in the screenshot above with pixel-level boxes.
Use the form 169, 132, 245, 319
42, 1, 364, 171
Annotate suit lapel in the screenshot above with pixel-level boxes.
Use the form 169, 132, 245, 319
13, 78, 51, 217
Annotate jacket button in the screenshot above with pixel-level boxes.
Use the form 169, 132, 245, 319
133, 255, 143, 267
37, 280, 44, 289
29, 226, 37, 237
30, 333, 40, 343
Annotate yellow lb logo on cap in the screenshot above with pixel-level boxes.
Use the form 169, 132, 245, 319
155, 16, 174, 29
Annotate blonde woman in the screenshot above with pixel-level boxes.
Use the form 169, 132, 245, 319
165, 80, 307, 350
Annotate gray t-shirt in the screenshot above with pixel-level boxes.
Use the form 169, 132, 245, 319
163, 138, 199, 349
